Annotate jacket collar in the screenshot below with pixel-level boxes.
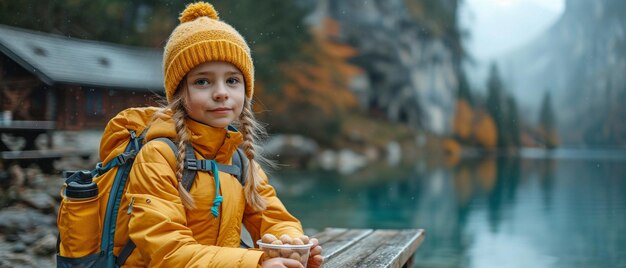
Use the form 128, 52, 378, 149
146, 113, 243, 163
186, 118, 243, 162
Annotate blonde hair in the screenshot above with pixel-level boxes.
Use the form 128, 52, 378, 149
156, 79, 268, 212
237, 98, 270, 211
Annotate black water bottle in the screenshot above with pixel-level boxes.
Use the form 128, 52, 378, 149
64, 171, 98, 200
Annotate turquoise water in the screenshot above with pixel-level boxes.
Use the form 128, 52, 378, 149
271, 150, 626, 268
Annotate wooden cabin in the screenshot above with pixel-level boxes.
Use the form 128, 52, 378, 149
0, 24, 164, 132
0, 24, 165, 169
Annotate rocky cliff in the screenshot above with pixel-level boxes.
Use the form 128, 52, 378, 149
501, 0, 626, 145
301, 0, 461, 135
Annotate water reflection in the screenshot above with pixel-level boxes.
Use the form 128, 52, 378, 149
273, 152, 626, 268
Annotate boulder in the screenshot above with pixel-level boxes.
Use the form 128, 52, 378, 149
32, 234, 57, 256
19, 189, 55, 211
0, 207, 54, 234
263, 135, 318, 168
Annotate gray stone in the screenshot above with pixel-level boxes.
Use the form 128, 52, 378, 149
0, 207, 54, 234
23, 166, 42, 184
43, 176, 65, 201
18, 232, 41, 246
0, 252, 37, 267
26, 172, 48, 190
19, 189, 55, 211
337, 149, 367, 175
8, 165, 25, 189
386, 141, 402, 166
317, 150, 336, 171
32, 234, 57, 256
4, 233, 19, 242
10, 241, 26, 253
263, 135, 319, 168
264, 134, 319, 156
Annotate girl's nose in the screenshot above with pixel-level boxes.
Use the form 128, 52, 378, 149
212, 81, 228, 101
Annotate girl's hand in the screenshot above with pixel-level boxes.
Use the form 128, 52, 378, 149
307, 238, 324, 268
262, 257, 304, 268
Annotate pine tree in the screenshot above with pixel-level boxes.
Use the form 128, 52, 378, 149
486, 63, 506, 148
458, 70, 473, 105
506, 95, 520, 147
453, 69, 474, 141
539, 91, 558, 148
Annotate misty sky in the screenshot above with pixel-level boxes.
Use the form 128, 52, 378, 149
461, 0, 565, 62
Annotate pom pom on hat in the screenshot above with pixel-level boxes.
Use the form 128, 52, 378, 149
179, 2, 219, 23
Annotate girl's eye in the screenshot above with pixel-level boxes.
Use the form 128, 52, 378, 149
226, 77, 240, 85
194, 79, 211, 86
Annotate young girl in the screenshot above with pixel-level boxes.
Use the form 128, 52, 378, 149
116, 2, 323, 267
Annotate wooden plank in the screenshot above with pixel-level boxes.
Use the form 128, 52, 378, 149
314, 228, 373, 261
1, 149, 92, 160
387, 229, 424, 268
324, 229, 424, 268
1, 150, 63, 160
312, 228, 349, 245
0, 120, 56, 130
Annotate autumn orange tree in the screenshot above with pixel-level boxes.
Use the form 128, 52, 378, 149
257, 17, 362, 145
453, 99, 473, 141
452, 71, 498, 149
472, 110, 498, 148
452, 101, 498, 149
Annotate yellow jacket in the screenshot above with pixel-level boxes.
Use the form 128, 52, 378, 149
112, 113, 303, 267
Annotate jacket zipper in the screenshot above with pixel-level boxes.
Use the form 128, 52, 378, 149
127, 197, 135, 215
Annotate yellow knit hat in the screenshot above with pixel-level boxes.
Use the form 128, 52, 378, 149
163, 2, 254, 102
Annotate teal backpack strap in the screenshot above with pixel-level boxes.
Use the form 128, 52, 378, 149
144, 139, 246, 190
183, 149, 246, 187
152, 137, 177, 155
225, 148, 247, 185
238, 148, 247, 184
116, 240, 136, 266
216, 162, 240, 180
149, 138, 198, 192
101, 129, 147, 268
117, 137, 173, 267
182, 143, 199, 191
182, 142, 221, 217
149, 141, 246, 220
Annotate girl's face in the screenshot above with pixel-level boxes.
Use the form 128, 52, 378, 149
184, 61, 245, 128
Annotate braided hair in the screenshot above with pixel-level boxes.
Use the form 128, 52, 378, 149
155, 81, 196, 209
237, 98, 270, 211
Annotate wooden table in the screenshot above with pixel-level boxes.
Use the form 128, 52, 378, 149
313, 228, 425, 268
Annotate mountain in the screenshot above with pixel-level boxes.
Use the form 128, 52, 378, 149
500, 0, 626, 146
465, 1, 560, 61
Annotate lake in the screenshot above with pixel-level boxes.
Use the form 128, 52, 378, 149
271, 149, 626, 268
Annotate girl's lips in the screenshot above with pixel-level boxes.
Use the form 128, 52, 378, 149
208, 107, 232, 114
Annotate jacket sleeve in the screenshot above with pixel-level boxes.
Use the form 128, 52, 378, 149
242, 165, 304, 243
126, 141, 264, 267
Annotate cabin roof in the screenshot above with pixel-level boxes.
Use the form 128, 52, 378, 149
0, 24, 164, 92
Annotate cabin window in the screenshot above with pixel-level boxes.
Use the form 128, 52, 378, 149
85, 89, 104, 116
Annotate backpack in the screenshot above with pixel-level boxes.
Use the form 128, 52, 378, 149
55, 107, 248, 268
